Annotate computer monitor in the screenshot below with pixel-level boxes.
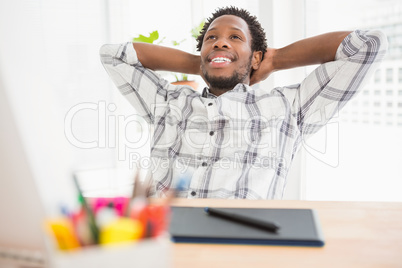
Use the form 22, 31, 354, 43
0, 75, 48, 267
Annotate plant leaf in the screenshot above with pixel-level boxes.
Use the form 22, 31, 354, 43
191, 20, 205, 39
149, 30, 159, 41
133, 30, 160, 44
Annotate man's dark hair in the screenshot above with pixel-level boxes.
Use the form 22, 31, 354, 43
196, 6, 268, 59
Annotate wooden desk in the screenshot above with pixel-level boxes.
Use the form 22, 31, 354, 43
169, 199, 402, 268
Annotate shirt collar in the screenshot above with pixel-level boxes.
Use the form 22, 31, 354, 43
202, 83, 250, 98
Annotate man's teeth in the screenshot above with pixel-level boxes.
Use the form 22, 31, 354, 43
211, 57, 232, 63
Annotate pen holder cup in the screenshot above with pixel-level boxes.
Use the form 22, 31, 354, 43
46, 168, 171, 267
47, 234, 171, 268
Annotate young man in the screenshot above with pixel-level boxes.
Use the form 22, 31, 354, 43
100, 7, 387, 199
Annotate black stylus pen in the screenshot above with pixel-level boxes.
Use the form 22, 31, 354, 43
204, 207, 280, 233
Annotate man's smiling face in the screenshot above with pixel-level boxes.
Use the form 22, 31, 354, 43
200, 15, 261, 95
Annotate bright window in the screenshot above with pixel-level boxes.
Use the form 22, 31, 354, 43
304, 0, 402, 202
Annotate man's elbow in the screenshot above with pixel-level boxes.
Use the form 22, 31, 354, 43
369, 30, 388, 55
99, 44, 114, 65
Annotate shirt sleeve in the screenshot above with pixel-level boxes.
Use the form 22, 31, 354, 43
275, 29, 388, 138
99, 42, 170, 124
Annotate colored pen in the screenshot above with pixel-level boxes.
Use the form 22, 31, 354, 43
204, 207, 280, 233
46, 218, 81, 250
73, 174, 99, 243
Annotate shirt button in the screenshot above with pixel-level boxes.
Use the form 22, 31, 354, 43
191, 191, 196, 196
209, 131, 214, 136
208, 103, 213, 106
202, 162, 207, 167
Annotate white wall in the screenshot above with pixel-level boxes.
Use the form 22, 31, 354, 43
0, 0, 115, 213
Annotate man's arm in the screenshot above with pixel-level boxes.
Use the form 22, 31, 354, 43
256, 30, 387, 137
133, 42, 201, 75
100, 42, 201, 123
250, 31, 351, 85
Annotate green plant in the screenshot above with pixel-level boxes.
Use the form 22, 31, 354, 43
132, 30, 165, 44
133, 20, 205, 82
191, 20, 205, 40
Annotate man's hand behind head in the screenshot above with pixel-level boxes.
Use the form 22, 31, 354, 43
250, 47, 276, 86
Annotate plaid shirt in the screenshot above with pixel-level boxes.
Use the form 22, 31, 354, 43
100, 30, 387, 199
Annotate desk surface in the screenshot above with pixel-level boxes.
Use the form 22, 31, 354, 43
169, 199, 402, 268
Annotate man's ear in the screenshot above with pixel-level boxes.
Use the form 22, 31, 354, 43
251, 51, 263, 70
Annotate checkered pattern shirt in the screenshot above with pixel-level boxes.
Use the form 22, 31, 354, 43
100, 30, 387, 199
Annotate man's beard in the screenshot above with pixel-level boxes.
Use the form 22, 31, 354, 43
202, 56, 252, 92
